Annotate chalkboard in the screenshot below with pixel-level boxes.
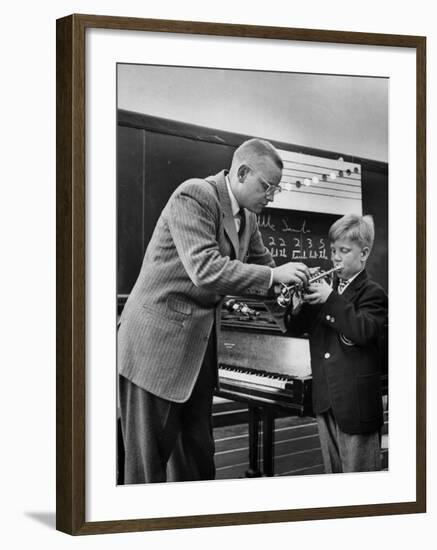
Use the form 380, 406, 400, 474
257, 208, 340, 270
117, 111, 387, 296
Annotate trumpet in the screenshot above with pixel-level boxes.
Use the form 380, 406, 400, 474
276, 264, 344, 308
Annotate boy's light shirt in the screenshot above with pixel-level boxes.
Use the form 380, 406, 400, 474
225, 174, 274, 288
337, 268, 364, 295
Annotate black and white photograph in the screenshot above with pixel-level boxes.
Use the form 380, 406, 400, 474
116, 64, 389, 486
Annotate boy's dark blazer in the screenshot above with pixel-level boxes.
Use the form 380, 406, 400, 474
287, 269, 388, 434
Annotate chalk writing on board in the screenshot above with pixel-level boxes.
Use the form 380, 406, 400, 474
257, 213, 276, 231
281, 219, 311, 234
265, 233, 329, 260
257, 214, 314, 236
258, 213, 331, 263
291, 245, 329, 260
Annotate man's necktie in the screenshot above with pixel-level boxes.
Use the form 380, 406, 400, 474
236, 209, 245, 236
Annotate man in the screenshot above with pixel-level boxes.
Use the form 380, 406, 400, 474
118, 138, 310, 484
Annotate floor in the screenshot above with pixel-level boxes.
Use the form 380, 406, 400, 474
212, 398, 389, 480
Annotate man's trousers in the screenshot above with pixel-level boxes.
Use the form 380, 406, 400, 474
119, 337, 216, 484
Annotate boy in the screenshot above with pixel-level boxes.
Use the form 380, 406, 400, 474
286, 214, 388, 473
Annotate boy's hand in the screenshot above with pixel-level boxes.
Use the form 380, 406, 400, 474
302, 279, 333, 305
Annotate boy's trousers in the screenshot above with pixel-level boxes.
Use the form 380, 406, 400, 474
316, 409, 381, 473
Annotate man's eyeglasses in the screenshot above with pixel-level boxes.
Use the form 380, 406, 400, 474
246, 164, 282, 199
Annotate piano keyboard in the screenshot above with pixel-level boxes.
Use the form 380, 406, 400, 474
217, 364, 312, 414
219, 365, 298, 390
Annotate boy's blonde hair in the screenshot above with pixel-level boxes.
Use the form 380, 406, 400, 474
329, 214, 375, 252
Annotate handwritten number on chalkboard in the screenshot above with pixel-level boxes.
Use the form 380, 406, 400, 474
258, 210, 337, 269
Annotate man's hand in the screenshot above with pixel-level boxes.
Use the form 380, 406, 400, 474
302, 279, 333, 305
272, 262, 310, 286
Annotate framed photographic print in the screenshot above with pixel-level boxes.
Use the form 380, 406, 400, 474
56, 14, 426, 535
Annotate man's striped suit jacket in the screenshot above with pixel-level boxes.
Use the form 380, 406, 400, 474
118, 170, 275, 402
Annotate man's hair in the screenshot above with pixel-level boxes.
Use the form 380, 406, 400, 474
232, 138, 283, 171
329, 214, 375, 251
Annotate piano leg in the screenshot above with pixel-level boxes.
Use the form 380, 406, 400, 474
245, 406, 262, 477
262, 408, 275, 477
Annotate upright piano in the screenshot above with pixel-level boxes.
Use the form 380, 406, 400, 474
216, 296, 313, 477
